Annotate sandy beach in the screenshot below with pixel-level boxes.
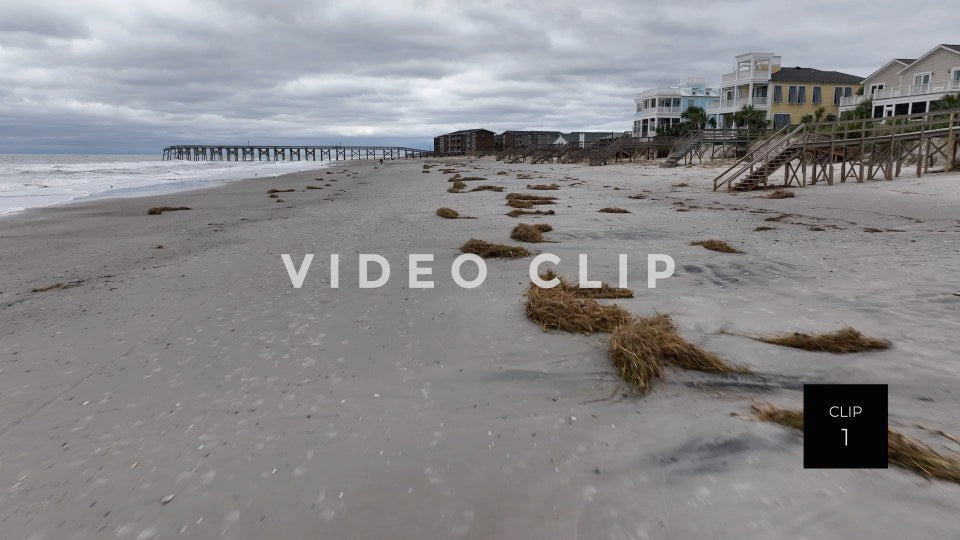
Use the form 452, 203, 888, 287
1, 158, 959, 539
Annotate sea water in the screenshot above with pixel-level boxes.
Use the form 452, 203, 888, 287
0, 154, 330, 215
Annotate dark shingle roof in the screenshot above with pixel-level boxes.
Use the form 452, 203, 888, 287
894, 58, 916, 64
942, 45, 960, 53
771, 67, 863, 84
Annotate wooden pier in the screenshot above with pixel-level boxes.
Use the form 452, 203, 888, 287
162, 145, 430, 161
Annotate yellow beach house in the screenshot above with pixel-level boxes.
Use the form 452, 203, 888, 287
709, 52, 863, 129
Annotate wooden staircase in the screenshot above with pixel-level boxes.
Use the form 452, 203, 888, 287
589, 137, 636, 166
508, 145, 550, 164
713, 124, 805, 191
529, 144, 574, 164
661, 132, 702, 168
731, 146, 802, 191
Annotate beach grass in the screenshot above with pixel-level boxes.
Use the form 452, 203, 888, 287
751, 403, 960, 483
761, 189, 796, 199
460, 239, 530, 259
510, 223, 551, 243
524, 282, 632, 334
506, 209, 555, 217
538, 269, 633, 299
690, 239, 744, 253
147, 206, 191, 215
748, 326, 891, 353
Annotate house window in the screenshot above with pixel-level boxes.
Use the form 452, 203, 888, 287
812, 86, 822, 104
834, 87, 843, 105
788, 86, 798, 104
843, 87, 853, 98
773, 85, 783, 103
869, 83, 885, 96
913, 72, 931, 87
797, 86, 806, 104
951, 68, 960, 86
773, 113, 792, 129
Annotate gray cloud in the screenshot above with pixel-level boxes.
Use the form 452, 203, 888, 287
0, 0, 956, 153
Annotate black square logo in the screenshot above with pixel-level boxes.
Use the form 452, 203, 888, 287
803, 384, 888, 469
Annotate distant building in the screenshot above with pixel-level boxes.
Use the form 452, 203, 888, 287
709, 52, 862, 128
553, 132, 625, 147
633, 78, 720, 137
841, 44, 960, 117
433, 129, 495, 154
500, 131, 562, 149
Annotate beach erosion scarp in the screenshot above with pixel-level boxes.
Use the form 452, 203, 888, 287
0, 158, 958, 538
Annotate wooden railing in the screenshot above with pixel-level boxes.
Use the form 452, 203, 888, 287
711, 107, 960, 191
712, 123, 800, 191
803, 108, 960, 144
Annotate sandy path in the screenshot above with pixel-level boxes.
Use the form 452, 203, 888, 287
0, 158, 958, 539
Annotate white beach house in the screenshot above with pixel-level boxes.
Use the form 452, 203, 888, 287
633, 78, 720, 137
840, 44, 960, 117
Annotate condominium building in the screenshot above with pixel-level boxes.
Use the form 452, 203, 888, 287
433, 129, 496, 154
500, 131, 562, 149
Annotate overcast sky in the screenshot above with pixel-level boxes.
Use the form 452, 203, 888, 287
0, 0, 957, 153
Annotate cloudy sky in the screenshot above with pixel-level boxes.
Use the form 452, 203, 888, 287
0, 0, 957, 153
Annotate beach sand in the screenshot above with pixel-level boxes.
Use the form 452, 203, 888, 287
1, 158, 958, 539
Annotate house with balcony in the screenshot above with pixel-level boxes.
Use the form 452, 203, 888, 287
633, 78, 720, 137
709, 52, 862, 128
840, 44, 960, 118
709, 53, 781, 127
768, 67, 863, 128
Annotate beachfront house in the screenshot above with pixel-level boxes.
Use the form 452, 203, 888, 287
633, 78, 720, 137
433, 129, 496, 154
840, 44, 960, 118
709, 52, 862, 129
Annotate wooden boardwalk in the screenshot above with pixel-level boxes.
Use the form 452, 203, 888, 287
162, 145, 430, 161
714, 108, 960, 191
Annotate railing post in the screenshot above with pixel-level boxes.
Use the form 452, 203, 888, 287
947, 112, 957, 172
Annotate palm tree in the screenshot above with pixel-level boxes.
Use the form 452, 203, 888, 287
813, 106, 827, 123
680, 105, 708, 130
732, 105, 767, 131
840, 99, 873, 121
931, 93, 960, 111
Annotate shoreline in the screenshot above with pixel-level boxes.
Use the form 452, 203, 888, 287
0, 156, 341, 218
1, 157, 958, 538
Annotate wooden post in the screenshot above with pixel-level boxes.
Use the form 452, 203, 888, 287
947, 112, 957, 172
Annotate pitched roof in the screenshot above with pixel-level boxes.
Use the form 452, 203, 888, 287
898, 44, 960, 74
448, 128, 493, 135
862, 58, 915, 84
771, 67, 863, 84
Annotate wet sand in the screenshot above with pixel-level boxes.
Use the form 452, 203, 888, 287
1, 158, 958, 539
